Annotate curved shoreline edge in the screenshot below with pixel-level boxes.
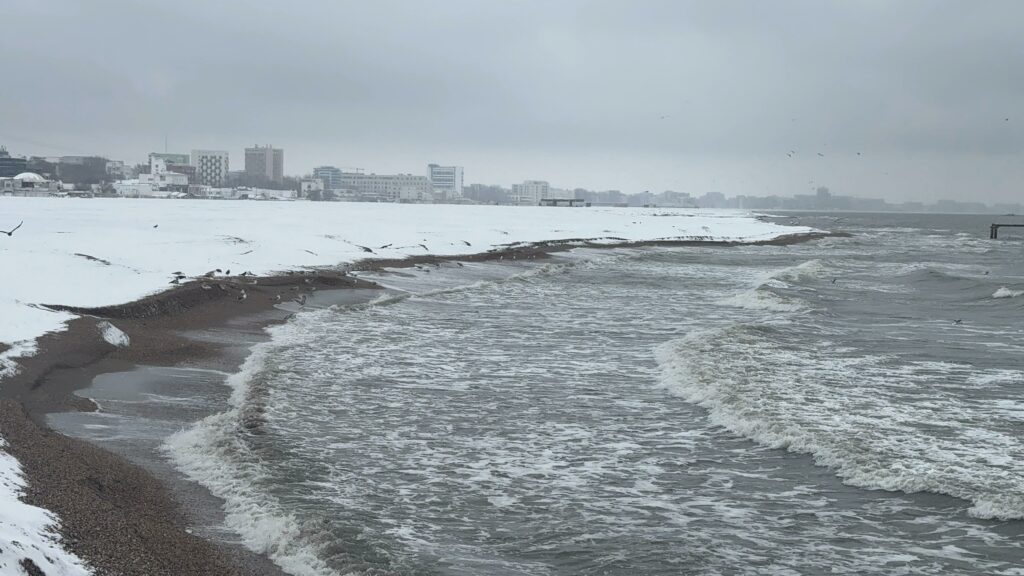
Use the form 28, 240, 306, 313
0, 230, 838, 576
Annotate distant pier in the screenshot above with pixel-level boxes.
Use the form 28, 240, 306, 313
990, 223, 1024, 239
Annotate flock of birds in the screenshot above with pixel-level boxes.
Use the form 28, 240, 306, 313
169, 267, 319, 308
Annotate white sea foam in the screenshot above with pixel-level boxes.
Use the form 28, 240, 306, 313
770, 259, 830, 283
656, 324, 1024, 521
716, 289, 806, 312
992, 286, 1024, 299
164, 324, 344, 576
96, 320, 130, 347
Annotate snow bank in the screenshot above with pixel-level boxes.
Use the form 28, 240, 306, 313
0, 438, 92, 575
0, 197, 808, 352
96, 321, 130, 347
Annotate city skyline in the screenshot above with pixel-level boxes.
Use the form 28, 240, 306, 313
3, 1, 1023, 202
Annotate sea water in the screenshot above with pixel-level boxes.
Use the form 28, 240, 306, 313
69, 213, 1024, 574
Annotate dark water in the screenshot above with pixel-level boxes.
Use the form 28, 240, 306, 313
66, 213, 1024, 575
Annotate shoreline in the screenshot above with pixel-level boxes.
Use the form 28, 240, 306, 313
0, 232, 835, 575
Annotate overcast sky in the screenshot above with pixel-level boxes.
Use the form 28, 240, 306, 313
3, 0, 1022, 202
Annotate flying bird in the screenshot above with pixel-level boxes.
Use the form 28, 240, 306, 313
817, 152, 825, 157
356, 245, 374, 253
419, 244, 429, 251
462, 240, 472, 246
379, 243, 392, 249
152, 224, 159, 229
1, 221, 23, 237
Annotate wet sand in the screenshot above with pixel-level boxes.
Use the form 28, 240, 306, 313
0, 233, 834, 575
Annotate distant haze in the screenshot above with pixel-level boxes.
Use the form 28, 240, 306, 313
3, 0, 1022, 202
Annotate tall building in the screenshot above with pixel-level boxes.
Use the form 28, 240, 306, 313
0, 146, 27, 177
245, 145, 284, 185
313, 166, 344, 190
191, 150, 229, 187
511, 180, 550, 205
427, 164, 463, 201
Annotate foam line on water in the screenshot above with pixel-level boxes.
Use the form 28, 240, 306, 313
655, 323, 1024, 520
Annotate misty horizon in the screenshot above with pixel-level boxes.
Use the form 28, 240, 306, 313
3, 0, 1022, 203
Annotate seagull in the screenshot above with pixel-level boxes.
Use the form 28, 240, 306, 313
201, 283, 212, 291
237, 290, 247, 302
169, 277, 180, 285
356, 245, 374, 253
1, 221, 23, 237
379, 243, 392, 249
293, 294, 307, 306
953, 319, 962, 325
153, 224, 159, 229
659, 115, 671, 120
817, 152, 825, 157
831, 278, 837, 284
271, 294, 281, 303
224, 269, 231, 275
456, 262, 464, 267
419, 244, 429, 251
462, 240, 471, 246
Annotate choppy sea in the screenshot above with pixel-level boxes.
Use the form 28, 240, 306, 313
54, 212, 1024, 575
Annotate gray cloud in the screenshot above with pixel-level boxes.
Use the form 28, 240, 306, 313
3, 0, 1022, 201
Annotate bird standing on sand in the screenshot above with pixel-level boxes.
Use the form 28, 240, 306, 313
237, 290, 247, 302
1, 221, 23, 237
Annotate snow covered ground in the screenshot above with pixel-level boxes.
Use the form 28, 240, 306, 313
0, 197, 809, 572
0, 439, 92, 575
0, 197, 809, 351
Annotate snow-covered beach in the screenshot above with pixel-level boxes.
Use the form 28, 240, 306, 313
0, 197, 813, 575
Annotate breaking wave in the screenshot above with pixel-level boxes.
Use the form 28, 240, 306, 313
993, 287, 1024, 299
656, 323, 1024, 520
164, 318, 352, 576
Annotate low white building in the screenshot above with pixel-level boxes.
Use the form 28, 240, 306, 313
0, 172, 61, 197
300, 178, 324, 197
113, 170, 188, 198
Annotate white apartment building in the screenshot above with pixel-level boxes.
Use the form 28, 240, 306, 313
191, 150, 229, 187
338, 172, 432, 202
511, 180, 550, 205
427, 163, 463, 201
